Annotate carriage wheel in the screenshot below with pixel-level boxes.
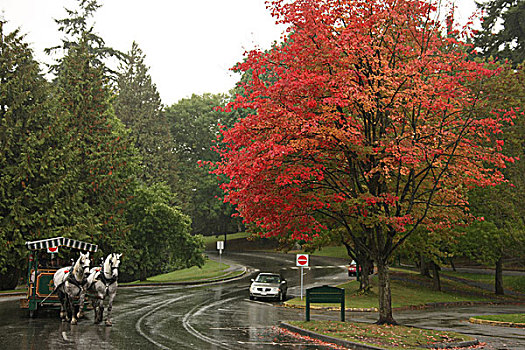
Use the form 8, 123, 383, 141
29, 308, 37, 318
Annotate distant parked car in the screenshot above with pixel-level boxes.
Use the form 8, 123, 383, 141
347, 260, 361, 277
249, 273, 287, 301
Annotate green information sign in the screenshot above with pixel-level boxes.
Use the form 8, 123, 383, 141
305, 285, 345, 322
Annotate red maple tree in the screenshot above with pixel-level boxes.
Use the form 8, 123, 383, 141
211, 0, 518, 324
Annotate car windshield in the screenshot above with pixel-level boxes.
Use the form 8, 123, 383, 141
255, 275, 280, 283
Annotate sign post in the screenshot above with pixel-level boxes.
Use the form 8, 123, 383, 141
296, 254, 309, 300
217, 241, 224, 264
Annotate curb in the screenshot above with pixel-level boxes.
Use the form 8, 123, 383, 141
279, 321, 386, 350
420, 340, 480, 349
280, 321, 480, 350
0, 292, 26, 298
1, 267, 248, 297
119, 266, 247, 288
283, 302, 377, 312
283, 300, 525, 313
469, 317, 525, 328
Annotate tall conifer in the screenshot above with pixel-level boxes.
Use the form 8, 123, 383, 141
0, 22, 71, 288
114, 42, 178, 191
473, 0, 525, 64
54, 36, 137, 253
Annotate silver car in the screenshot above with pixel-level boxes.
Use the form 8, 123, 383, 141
249, 273, 287, 301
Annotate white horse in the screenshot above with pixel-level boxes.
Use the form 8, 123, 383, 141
52, 252, 91, 324
87, 253, 121, 326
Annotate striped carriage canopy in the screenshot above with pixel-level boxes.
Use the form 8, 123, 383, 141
25, 237, 98, 253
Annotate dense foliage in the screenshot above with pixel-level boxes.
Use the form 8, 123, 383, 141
458, 61, 525, 293
121, 183, 204, 282
114, 42, 178, 191
165, 94, 242, 235
473, 0, 525, 64
53, 36, 137, 253
0, 0, 207, 289
0, 23, 66, 289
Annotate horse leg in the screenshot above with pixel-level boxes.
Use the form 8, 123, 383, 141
93, 298, 102, 324
98, 303, 105, 324
92, 298, 98, 324
64, 292, 73, 322
105, 291, 115, 326
68, 292, 78, 325
76, 288, 86, 320
58, 291, 67, 321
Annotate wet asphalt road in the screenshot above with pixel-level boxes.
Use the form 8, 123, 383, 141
0, 252, 350, 350
1, 251, 524, 349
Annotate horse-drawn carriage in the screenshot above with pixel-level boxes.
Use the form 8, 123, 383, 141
20, 237, 98, 318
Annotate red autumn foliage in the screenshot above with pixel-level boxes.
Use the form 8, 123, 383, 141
212, 0, 516, 244
211, 0, 520, 324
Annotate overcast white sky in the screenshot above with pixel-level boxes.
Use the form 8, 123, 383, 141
1, 0, 479, 106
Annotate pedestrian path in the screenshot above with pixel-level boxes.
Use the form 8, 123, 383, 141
440, 274, 525, 298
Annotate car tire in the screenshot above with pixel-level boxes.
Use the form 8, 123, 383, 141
249, 295, 254, 300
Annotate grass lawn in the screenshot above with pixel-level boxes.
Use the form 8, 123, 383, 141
123, 258, 240, 284
290, 245, 349, 260
0, 287, 26, 294
286, 270, 496, 310
201, 232, 251, 246
441, 270, 525, 294
471, 313, 525, 324
287, 320, 474, 350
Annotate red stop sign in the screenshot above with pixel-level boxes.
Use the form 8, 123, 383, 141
296, 254, 309, 267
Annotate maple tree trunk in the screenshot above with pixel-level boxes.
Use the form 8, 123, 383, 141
359, 257, 372, 292
341, 240, 372, 292
376, 261, 396, 325
495, 257, 504, 295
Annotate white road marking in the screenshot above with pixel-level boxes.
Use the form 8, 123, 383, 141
182, 294, 240, 350
244, 298, 274, 306
135, 295, 189, 350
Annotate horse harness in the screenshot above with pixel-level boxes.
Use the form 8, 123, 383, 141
64, 270, 88, 296
93, 266, 118, 297
98, 268, 118, 286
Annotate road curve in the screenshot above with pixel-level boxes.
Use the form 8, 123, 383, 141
2, 252, 523, 349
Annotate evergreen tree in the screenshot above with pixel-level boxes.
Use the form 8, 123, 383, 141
0, 22, 71, 289
114, 42, 178, 191
54, 36, 138, 254
473, 0, 525, 64
45, 0, 124, 77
